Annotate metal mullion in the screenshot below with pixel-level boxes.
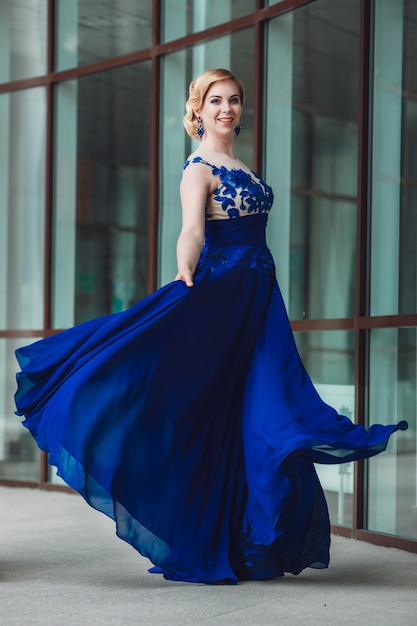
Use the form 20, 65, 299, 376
43, 93, 54, 334
355, 529, 417, 554
152, 0, 316, 59
155, 14, 256, 56
0, 330, 47, 339
0, 1, 320, 97
353, 0, 374, 536
358, 313, 417, 330
43, 0, 55, 332
303, 9, 314, 328
148, 0, 161, 293
291, 318, 355, 332
258, 0, 317, 22
0, 479, 39, 489
253, 1, 265, 173
38, 0, 57, 487
48, 48, 153, 83
329, 525, 353, 539
0, 50, 153, 94
44, 0, 56, 332
0, 76, 48, 94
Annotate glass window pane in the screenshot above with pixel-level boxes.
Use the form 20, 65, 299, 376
0, 87, 45, 330
370, 0, 417, 315
159, 28, 255, 286
0, 0, 47, 83
296, 330, 355, 528
264, 0, 360, 319
366, 328, 417, 540
53, 63, 151, 327
161, 0, 254, 42
55, 0, 152, 71
0, 339, 40, 482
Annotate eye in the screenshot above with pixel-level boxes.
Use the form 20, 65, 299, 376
210, 98, 220, 104
230, 97, 240, 104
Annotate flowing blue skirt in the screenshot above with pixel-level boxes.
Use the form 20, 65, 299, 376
15, 213, 407, 583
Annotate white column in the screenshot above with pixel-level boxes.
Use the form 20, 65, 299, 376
53, 81, 78, 328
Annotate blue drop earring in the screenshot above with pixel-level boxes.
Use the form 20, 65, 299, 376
234, 123, 241, 137
196, 116, 205, 139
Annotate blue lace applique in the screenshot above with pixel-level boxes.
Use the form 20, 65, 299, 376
197, 245, 275, 278
184, 156, 274, 218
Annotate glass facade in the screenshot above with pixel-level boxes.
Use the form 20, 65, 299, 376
0, 338, 39, 482
0, 87, 46, 330
161, 0, 254, 42
53, 63, 151, 327
297, 330, 355, 527
0, 0, 47, 82
367, 327, 416, 539
365, 0, 417, 543
0, 0, 416, 553
55, 0, 152, 71
370, 0, 417, 316
265, 0, 359, 320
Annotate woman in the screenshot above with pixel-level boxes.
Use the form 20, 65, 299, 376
15, 69, 407, 584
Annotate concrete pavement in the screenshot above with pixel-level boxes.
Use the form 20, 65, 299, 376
1, 486, 417, 625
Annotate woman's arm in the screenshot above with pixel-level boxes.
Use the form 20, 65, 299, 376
175, 164, 212, 287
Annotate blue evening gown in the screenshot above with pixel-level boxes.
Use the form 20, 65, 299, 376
15, 156, 407, 584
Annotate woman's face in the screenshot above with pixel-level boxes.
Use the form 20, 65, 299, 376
196, 79, 242, 139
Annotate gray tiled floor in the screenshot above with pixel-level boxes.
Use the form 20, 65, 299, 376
1, 486, 417, 625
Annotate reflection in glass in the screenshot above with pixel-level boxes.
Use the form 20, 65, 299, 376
55, 0, 152, 71
370, 0, 417, 315
0, 87, 45, 330
0, 339, 39, 482
53, 63, 151, 327
264, 1, 360, 319
161, 0, 254, 42
366, 328, 417, 539
159, 29, 255, 286
296, 330, 355, 527
0, 0, 47, 82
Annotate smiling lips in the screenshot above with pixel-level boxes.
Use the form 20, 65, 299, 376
218, 117, 234, 125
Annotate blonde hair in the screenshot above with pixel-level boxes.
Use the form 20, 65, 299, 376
183, 69, 245, 140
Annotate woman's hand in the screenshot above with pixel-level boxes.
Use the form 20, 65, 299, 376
175, 268, 194, 287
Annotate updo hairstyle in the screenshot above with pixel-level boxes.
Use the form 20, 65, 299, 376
183, 68, 245, 141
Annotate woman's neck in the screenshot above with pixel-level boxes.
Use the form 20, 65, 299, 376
198, 137, 236, 160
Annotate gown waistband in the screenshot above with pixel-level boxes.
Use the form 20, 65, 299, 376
204, 213, 268, 248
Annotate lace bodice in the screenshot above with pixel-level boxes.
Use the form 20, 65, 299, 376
183, 156, 274, 220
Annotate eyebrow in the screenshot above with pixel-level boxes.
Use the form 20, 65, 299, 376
209, 93, 240, 98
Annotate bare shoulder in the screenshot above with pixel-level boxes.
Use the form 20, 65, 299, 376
181, 153, 216, 192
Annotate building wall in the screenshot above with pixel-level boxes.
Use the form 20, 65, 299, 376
0, 0, 416, 549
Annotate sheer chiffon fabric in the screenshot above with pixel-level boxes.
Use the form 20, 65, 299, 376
15, 178, 407, 584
